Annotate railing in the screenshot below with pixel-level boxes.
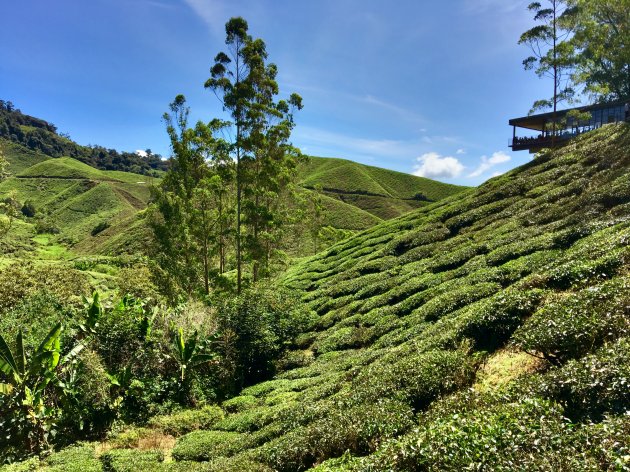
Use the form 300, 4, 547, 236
510, 133, 574, 150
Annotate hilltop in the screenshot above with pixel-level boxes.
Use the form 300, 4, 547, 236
9, 123, 629, 471
0, 100, 167, 175
299, 156, 465, 222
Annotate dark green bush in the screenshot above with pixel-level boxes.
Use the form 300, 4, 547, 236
458, 288, 546, 351
212, 286, 316, 394
356, 392, 590, 471
19, 201, 35, 218
525, 337, 630, 421
62, 348, 117, 437
35, 218, 60, 234
349, 348, 478, 412
91, 220, 110, 236
42, 443, 101, 472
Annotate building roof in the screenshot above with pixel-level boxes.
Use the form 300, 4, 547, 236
509, 99, 628, 131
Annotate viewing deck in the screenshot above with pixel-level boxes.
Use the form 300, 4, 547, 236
509, 99, 629, 153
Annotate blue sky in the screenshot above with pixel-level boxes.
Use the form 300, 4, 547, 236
1, 0, 553, 185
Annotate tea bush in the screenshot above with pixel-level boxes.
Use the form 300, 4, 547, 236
148, 405, 224, 436
171, 430, 242, 462
514, 277, 630, 364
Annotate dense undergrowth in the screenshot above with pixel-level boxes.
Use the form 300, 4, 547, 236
2, 123, 630, 470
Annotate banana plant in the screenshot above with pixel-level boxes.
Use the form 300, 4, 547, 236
0, 323, 84, 454
171, 328, 215, 383
80, 291, 103, 336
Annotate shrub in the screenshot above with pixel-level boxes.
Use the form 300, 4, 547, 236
212, 286, 316, 394
350, 348, 478, 412
358, 392, 591, 471
20, 201, 35, 218
62, 348, 117, 436
222, 395, 259, 413
525, 337, 630, 421
42, 443, 101, 472
35, 218, 60, 234
513, 277, 630, 364
458, 288, 546, 351
148, 405, 225, 436
100, 449, 164, 472
171, 430, 242, 462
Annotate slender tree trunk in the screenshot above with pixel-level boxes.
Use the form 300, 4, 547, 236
235, 47, 243, 294
236, 146, 242, 293
552, 0, 558, 148
218, 194, 225, 274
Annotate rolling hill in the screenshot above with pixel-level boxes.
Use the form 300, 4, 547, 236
299, 156, 466, 222
1, 139, 465, 260
24, 122, 624, 471
0, 140, 155, 260
9, 122, 629, 472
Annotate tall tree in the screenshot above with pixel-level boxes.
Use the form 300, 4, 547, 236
205, 17, 251, 294
205, 17, 302, 291
519, 1, 577, 144
568, 0, 630, 102
149, 96, 234, 299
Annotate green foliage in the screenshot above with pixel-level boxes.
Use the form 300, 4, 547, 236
569, 0, 630, 101
100, 449, 164, 472
0, 323, 84, 461
148, 405, 224, 436
91, 221, 110, 236
513, 276, 630, 364
524, 337, 630, 421
171, 430, 242, 462
458, 288, 547, 351
212, 286, 316, 393
19, 201, 35, 218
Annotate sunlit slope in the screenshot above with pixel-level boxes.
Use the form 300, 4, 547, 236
299, 156, 467, 220
162, 124, 629, 470
0, 139, 50, 174
0, 153, 154, 256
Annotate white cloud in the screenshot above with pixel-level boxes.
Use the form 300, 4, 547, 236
468, 151, 511, 178
135, 150, 148, 158
413, 152, 465, 179
456, 148, 466, 155
182, 0, 226, 38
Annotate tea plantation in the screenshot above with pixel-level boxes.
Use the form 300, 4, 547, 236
4, 123, 628, 470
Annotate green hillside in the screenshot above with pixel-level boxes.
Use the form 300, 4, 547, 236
32, 122, 623, 471
1, 139, 461, 260
299, 156, 467, 220
0, 139, 50, 174
0, 149, 154, 261
9, 122, 629, 472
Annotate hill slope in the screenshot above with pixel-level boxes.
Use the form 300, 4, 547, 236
105, 123, 627, 471
0, 144, 154, 259
1, 139, 463, 258
300, 156, 466, 221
